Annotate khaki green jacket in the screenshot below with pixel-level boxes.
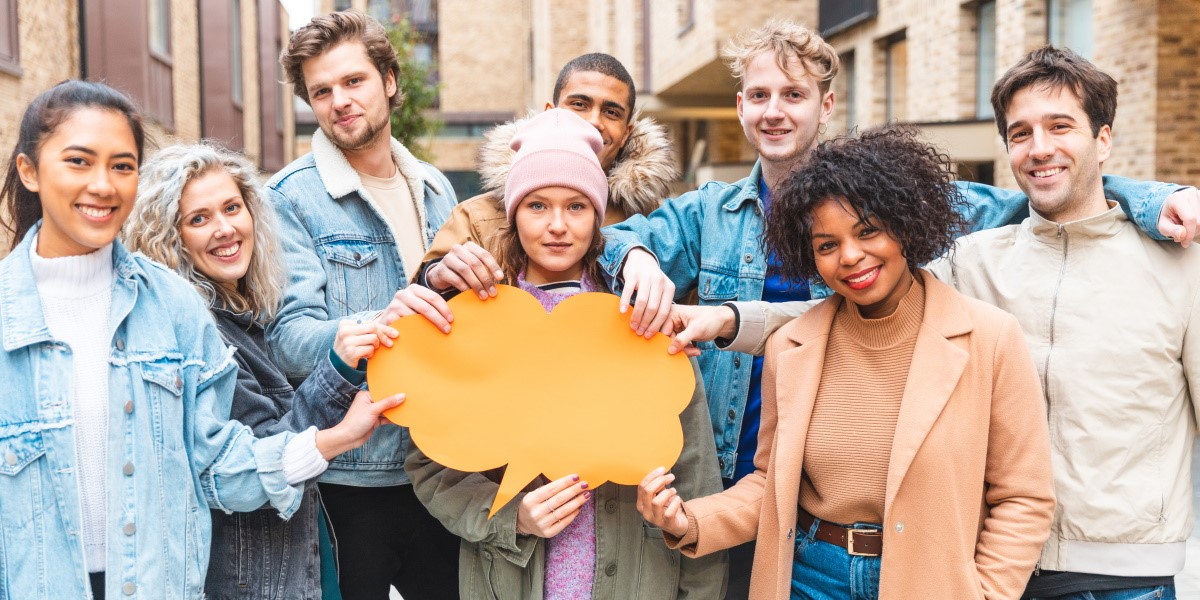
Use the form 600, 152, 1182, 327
405, 360, 727, 599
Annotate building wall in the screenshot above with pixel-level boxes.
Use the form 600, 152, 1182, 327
0, 0, 79, 159
1154, 0, 1200, 183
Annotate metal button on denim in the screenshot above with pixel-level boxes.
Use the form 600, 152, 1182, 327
4, 451, 16, 466
727, 409, 736, 421
743, 254, 752, 263
895, 522, 904, 533
123, 462, 134, 476
123, 522, 136, 536
174, 376, 183, 389
733, 356, 741, 368
115, 338, 125, 351
124, 400, 133, 414
123, 582, 136, 595
605, 563, 617, 576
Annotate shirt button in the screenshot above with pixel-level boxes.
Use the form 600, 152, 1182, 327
123, 462, 135, 476
743, 253, 753, 264
123, 522, 136, 536
5, 451, 16, 466
115, 338, 125, 351
124, 400, 134, 414
123, 582, 136, 595
727, 409, 736, 421
605, 563, 617, 576
733, 357, 741, 368
604, 500, 617, 514
353, 252, 362, 261
174, 376, 183, 389
895, 522, 905, 533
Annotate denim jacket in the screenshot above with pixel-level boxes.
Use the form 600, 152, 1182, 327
0, 227, 303, 600
205, 307, 359, 600
599, 161, 1180, 479
265, 130, 456, 486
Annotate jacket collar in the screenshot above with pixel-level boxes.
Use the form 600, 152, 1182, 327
310, 128, 445, 204
721, 160, 764, 212
476, 111, 679, 217
0, 222, 148, 351
772, 270, 974, 519
1025, 200, 1126, 241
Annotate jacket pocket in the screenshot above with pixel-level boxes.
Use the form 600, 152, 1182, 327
318, 239, 382, 316
0, 428, 46, 477
139, 361, 185, 451
0, 428, 48, 537
697, 268, 738, 303
636, 524, 680, 599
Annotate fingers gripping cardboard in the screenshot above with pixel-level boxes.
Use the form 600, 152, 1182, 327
366, 284, 696, 517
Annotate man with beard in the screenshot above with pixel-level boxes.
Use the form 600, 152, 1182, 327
266, 10, 459, 600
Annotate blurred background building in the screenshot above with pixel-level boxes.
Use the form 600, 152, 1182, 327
0, 0, 295, 175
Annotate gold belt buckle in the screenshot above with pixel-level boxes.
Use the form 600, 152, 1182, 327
846, 528, 879, 557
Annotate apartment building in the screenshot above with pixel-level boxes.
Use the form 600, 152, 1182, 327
0, 0, 295, 177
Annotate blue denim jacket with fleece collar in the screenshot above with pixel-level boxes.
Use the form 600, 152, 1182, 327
265, 129, 456, 487
599, 160, 1182, 479
0, 225, 304, 600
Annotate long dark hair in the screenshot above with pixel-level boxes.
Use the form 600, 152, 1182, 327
2, 80, 146, 249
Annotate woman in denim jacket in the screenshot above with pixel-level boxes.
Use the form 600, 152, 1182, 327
124, 144, 400, 600
0, 81, 400, 600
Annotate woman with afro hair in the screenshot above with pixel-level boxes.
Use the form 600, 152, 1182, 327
637, 127, 1055, 600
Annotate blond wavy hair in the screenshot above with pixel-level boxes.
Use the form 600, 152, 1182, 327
722, 19, 840, 93
123, 143, 285, 321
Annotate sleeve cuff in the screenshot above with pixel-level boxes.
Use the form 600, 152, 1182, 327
283, 426, 329, 485
328, 349, 366, 386
664, 510, 700, 551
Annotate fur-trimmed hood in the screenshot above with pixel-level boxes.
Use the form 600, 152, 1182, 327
476, 111, 678, 217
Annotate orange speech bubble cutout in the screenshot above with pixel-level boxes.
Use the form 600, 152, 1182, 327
367, 284, 695, 517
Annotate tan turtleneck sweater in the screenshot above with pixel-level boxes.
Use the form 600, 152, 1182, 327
798, 275, 925, 525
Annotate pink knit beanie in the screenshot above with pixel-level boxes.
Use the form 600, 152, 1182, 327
503, 108, 608, 222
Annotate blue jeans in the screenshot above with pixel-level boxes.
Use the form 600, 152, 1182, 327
1027, 586, 1175, 600
790, 517, 882, 600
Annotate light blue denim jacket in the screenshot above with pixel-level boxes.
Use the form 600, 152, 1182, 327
265, 130, 456, 486
0, 227, 303, 599
599, 160, 1181, 479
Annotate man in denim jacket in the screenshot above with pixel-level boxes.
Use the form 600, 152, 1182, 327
266, 10, 459, 600
600, 20, 1195, 599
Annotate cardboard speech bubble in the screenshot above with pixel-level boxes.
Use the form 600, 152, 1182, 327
366, 284, 696, 516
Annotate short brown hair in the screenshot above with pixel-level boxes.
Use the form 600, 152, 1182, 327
722, 19, 839, 94
990, 45, 1117, 144
281, 10, 403, 110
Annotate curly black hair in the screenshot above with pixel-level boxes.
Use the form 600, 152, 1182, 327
764, 126, 968, 284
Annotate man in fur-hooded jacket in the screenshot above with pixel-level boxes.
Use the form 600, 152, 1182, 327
418, 53, 678, 295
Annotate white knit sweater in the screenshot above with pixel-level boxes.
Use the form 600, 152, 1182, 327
29, 235, 114, 573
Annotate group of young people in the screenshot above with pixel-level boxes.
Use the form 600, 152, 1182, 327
0, 7, 1195, 600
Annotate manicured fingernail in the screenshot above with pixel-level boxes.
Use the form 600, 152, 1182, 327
478, 291, 488, 300
580, 481, 589, 490
571, 474, 580, 482
494, 270, 504, 279
583, 491, 592, 500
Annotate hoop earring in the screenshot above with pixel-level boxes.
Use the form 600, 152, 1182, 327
818, 122, 828, 135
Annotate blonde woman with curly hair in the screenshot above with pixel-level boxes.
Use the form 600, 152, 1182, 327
124, 143, 398, 600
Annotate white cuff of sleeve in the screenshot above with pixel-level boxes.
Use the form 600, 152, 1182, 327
282, 426, 329, 485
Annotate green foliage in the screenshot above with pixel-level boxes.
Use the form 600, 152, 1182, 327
387, 18, 440, 161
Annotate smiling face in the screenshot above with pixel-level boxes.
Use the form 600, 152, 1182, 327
810, 197, 913, 319
737, 52, 834, 174
178, 170, 255, 292
302, 40, 397, 155
550, 71, 633, 171
1004, 84, 1111, 223
515, 186, 597, 285
15, 107, 139, 258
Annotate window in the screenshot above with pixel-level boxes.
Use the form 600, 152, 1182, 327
838, 51, 856, 133
885, 34, 908, 122
0, 0, 18, 75
232, 0, 243, 106
368, 0, 391, 23
148, 0, 170, 57
1048, 0, 1093, 59
976, 0, 996, 118
677, 0, 695, 35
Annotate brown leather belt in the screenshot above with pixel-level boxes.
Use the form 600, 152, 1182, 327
796, 507, 883, 557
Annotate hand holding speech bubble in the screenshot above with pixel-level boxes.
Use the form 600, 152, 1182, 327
366, 284, 696, 517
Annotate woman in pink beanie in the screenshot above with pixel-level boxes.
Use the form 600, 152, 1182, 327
403, 108, 727, 599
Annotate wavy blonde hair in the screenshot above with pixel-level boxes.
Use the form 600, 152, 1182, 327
123, 143, 285, 320
722, 19, 839, 93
